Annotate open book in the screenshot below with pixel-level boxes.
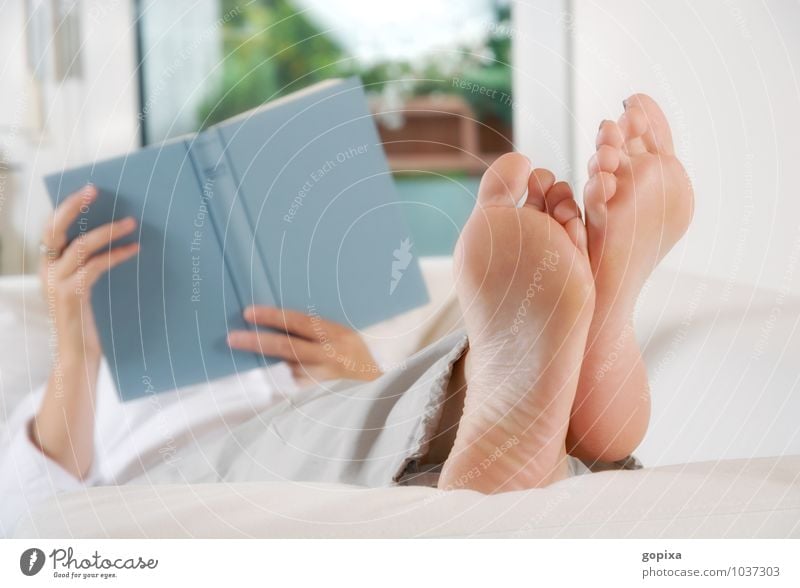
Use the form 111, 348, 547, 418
44, 78, 429, 401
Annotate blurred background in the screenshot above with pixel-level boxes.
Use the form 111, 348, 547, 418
0, 0, 799, 298
0, 0, 514, 270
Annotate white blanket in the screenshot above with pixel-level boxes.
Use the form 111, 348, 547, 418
13, 456, 800, 538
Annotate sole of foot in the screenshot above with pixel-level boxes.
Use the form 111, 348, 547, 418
567, 94, 695, 463
438, 153, 595, 493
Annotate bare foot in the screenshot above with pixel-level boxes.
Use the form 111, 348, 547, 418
569, 94, 694, 463
438, 153, 595, 493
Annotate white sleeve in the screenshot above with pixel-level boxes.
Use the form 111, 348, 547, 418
0, 395, 90, 537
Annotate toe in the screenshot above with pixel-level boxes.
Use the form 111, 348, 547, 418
552, 195, 580, 225
596, 120, 624, 150
588, 145, 621, 176
525, 168, 555, 211
619, 105, 648, 155
565, 217, 588, 256
543, 182, 588, 255
477, 152, 531, 208
583, 171, 617, 219
545, 181, 588, 254
543, 181, 573, 218
624, 93, 675, 154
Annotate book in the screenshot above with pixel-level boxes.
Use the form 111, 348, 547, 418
44, 77, 429, 401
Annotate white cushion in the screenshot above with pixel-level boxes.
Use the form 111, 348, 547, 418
0, 276, 49, 426
13, 455, 799, 538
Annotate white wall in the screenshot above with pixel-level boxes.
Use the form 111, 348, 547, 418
0, 0, 140, 274
514, 0, 800, 296
512, 0, 574, 181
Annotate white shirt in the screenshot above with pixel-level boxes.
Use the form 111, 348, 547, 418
0, 359, 297, 536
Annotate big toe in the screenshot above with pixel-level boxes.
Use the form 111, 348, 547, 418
476, 152, 531, 208
622, 93, 674, 155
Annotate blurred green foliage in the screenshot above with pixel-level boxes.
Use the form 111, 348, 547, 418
456, 3, 513, 125
358, 3, 513, 125
197, 0, 348, 126
198, 0, 512, 127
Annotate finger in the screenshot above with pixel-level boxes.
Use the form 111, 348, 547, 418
58, 217, 137, 277
243, 305, 336, 340
227, 330, 327, 363
287, 361, 313, 381
43, 185, 98, 252
79, 242, 139, 291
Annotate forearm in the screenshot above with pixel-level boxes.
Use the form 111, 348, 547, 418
29, 185, 136, 481
31, 352, 100, 479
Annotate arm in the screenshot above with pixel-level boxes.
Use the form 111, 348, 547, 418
31, 184, 139, 479
0, 389, 85, 536
227, 306, 382, 385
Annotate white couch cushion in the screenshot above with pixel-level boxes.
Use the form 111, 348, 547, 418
0, 276, 50, 426
13, 455, 799, 538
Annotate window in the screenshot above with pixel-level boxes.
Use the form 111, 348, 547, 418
136, 0, 513, 255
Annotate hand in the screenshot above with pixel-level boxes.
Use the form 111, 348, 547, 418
38, 184, 139, 361
227, 306, 383, 385
32, 184, 139, 479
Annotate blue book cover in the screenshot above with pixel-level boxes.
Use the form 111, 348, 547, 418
44, 78, 429, 401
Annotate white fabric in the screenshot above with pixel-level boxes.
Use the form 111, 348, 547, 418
1, 423, 85, 538
13, 456, 800, 538
632, 269, 800, 467
0, 359, 297, 536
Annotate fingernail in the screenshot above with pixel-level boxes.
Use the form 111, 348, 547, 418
598, 119, 607, 131
622, 99, 629, 110
227, 333, 240, 345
